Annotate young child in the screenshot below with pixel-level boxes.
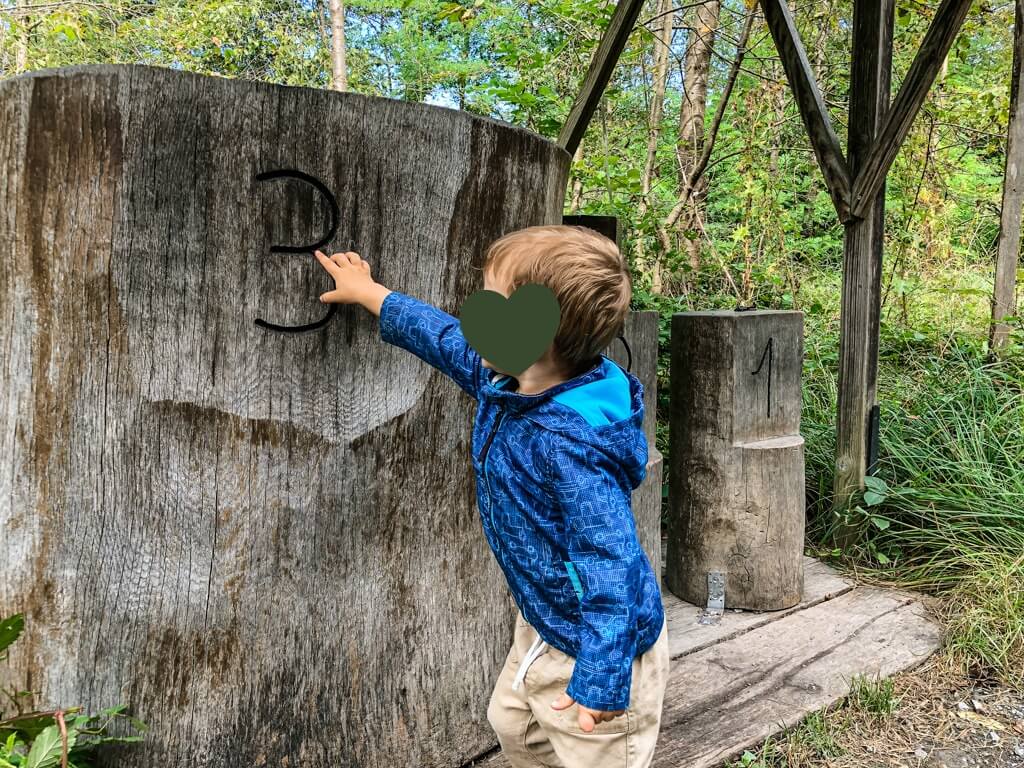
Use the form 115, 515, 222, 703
314, 224, 669, 768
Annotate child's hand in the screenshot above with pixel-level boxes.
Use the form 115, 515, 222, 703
550, 691, 626, 733
314, 250, 378, 305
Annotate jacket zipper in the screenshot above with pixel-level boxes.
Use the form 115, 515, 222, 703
481, 407, 507, 529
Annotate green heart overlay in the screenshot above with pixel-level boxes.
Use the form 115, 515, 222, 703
459, 283, 561, 376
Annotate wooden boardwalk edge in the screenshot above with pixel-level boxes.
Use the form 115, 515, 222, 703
470, 584, 942, 768
662, 556, 856, 660
652, 587, 943, 767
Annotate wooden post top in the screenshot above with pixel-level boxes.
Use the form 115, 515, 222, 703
673, 309, 804, 318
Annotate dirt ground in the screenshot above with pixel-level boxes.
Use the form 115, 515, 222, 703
750, 650, 1024, 768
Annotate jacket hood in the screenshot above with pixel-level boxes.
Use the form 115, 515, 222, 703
480, 355, 648, 490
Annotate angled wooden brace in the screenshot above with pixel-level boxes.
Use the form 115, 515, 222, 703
849, 0, 974, 218
760, 0, 853, 222
558, 0, 648, 156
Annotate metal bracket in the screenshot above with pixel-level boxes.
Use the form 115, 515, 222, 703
697, 571, 726, 626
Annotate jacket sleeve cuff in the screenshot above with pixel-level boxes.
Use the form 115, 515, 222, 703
378, 289, 408, 347
566, 657, 633, 712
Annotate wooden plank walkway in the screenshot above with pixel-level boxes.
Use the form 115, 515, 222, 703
468, 553, 942, 768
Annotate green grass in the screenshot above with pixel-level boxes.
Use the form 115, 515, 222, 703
725, 674, 901, 768
800, 301, 1024, 685
846, 673, 899, 718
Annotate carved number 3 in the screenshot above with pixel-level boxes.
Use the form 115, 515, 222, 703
750, 337, 773, 419
254, 169, 342, 334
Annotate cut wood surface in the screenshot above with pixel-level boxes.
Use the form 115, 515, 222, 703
0, 64, 573, 768
661, 555, 854, 660
472, 584, 942, 768
849, 0, 974, 217
759, 0, 852, 221
557, 0, 647, 155
832, 0, 893, 513
604, 310, 662, 579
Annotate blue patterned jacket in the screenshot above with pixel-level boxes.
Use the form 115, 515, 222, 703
378, 290, 664, 711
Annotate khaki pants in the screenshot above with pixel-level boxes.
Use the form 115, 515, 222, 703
487, 610, 670, 768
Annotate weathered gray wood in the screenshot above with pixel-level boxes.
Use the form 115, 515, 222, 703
662, 555, 854, 660
832, 0, 894, 516
666, 310, 806, 611
0, 64, 572, 768
557, 0, 647, 155
582, 213, 662, 584
759, 0, 852, 222
604, 310, 659, 448
473, 586, 942, 768
849, 0, 973, 218
633, 449, 664, 589
603, 310, 662, 580
651, 588, 942, 768
991, 0, 1024, 354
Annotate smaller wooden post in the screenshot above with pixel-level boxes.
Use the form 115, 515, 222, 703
569, 213, 663, 580
665, 310, 805, 611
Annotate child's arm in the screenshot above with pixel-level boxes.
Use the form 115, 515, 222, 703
546, 435, 650, 714
314, 250, 484, 400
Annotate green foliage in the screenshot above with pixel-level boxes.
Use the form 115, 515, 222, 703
0, 614, 147, 768
847, 673, 899, 718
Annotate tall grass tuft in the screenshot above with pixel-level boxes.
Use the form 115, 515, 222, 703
803, 325, 1024, 684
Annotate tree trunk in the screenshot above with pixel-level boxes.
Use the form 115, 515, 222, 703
328, 0, 347, 91
569, 141, 584, 212
636, 0, 675, 280
676, 0, 720, 281
991, 0, 1024, 354
15, 3, 30, 73
0, 64, 570, 768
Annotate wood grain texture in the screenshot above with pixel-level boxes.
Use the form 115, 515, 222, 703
662, 555, 853, 660
473, 585, 942, 768
832, 0, 893, 514
603, 310, 662, 599
651, 588, 942, 768
0, 64, 572, 768
759, 0, 852, 222
666, 311, 806, 611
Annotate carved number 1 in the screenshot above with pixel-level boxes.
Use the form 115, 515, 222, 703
750, 337, 773, 419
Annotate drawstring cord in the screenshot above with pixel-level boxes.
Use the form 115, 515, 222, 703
511, 631, 548, 691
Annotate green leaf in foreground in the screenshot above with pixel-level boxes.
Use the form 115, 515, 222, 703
24, 724, 75, 768
0, 615, 24, 657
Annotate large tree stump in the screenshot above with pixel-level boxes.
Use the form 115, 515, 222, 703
665, 310, 806, 611
0, 65, 572, 768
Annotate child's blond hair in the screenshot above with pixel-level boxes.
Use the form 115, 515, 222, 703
482, 224, 632, 377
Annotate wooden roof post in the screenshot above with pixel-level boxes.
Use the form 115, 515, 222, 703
833, 0, 972, 538
832, 0, 894, 535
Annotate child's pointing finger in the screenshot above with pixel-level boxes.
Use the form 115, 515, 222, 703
314, 250, 334, 273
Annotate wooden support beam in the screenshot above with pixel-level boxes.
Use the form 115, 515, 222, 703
849, 0, 973, 218
557, 0, 647, 156
832, 0, 894, 527
991, 0, 1024, 355
759, 0, 853, 222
